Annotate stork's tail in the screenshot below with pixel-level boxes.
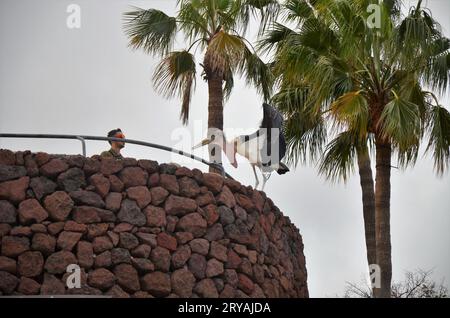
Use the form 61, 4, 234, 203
277, 162, 290, 175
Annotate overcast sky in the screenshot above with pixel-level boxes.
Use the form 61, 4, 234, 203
0, 0, 449, 297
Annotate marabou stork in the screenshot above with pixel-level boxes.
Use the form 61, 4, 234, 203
192, 103, 289, 190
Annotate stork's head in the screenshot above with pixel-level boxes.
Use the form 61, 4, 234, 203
192, 135, 238, 168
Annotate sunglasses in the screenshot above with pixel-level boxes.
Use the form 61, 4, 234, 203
115, 133, 125, 139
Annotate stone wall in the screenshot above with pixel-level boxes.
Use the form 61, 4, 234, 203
0, 149, 308, 298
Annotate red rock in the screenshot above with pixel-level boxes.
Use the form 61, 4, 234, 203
206, 258, 224, 277
176, 212, 207, 237
218, 205, 235, 225
135, 232, 157, 247
72, 206, 102, 223
89, 173, 110, 198
224, 269, 239, 287
40, 273, 65, 295
30, 223, 47, 233
145, 205, 167, 227
35, 152, 50, 166
175, 166, 193, 177
70, 190, 105, 208
189, 238, 209, 255
216, 185, 236, 208
196, 192, 216, 206
159, 174, 179, 194
47, 222, 65, 235
149, 186, 169, 206
117, 199, 146, 226
109, 175, 124, 192
77, 241, 94, 269
0, 149, 16, 165
202, 173, 223, 193
148, 172, 160, 187
0, 176, 29, 203
194, 278, 218, 298
114, 264, 140, 293
10, 226, 32, 237
107, 231, 119, 247
1, 236, 30, 257
119, 232, 139, 250
235, 193, 256, 212
64, 220, 87, 233
238, 274, 254, 294
141, 271, 171, 297
188, 253, 207, 280
17, 277, 40, 295
0, 164, 26, 181
178, 176, 200, 198
100, 158, 123, 176
156, 232, 177, 251
127, 186, 152, 208
131, 244, 151, 258
57, 167, 86, 192
226, 249, 242, 269
150, 246, 171, 272
209, 241, 228, 262
105, 192, 122, 211
204, 223, 224, 241
85, 224, 107, 240
171, 268, 195, 297
171, 245, 191, 269
57, 231, 82, 251
93, 236, 113, 254
94, 251, 112, 268
30, 176, 57, 200
0, 270, 19, 294
164, 195, 197, 216
119, 167, 148, 188
40, 159, 69, 178
44, 250, 77, 274
0, 256, 16, 273
31, 233, 56, 255
83, 158, 100, 176
113, 223, 134, 233
0, 223, 11, 237
220, 284, 236, 298
18, 251, 44, 277
43, 191, 74, 222
175, 232, 193, 244
18, 199, 48, 224
106, 284, 130, 298
138, 159, 159, 174
0, 200, 16, 224
88, 268, 116, 290
111, 248, 131, 265
203, 204, 219, 226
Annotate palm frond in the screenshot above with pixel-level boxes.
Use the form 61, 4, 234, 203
425, 105, 450, 175
205, 31, 246, 75
123, 7, 177, 57
152, 51, 197, 124
330, 91, 369, 137
319, 131, 359, 183
379, 92, 421, 151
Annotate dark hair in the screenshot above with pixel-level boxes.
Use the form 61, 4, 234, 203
107, 128, 122, 145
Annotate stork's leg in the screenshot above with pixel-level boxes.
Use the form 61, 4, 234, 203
261, 172, 272, 191
251, 164, 259, 189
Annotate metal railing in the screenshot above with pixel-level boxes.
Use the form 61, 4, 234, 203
0, 133, 232, 179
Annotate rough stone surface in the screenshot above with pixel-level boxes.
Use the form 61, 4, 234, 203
0, 151, 308, 298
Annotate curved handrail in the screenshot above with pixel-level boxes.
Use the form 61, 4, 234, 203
0, 133, 232, 179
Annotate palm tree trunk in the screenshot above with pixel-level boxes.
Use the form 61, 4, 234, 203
374, 140, 392, 298
356, 148, 376, 288
207, 73, 224, 173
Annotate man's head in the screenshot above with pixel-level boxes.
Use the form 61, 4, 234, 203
107, 128, 125, 149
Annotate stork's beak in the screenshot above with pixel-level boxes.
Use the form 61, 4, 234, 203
192, 138, 212, 150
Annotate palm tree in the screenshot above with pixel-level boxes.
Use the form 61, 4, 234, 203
123, 0, 279, 171
262, 0, 450, 297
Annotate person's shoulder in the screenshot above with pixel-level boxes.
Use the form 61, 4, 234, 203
100, 150, 112, 158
